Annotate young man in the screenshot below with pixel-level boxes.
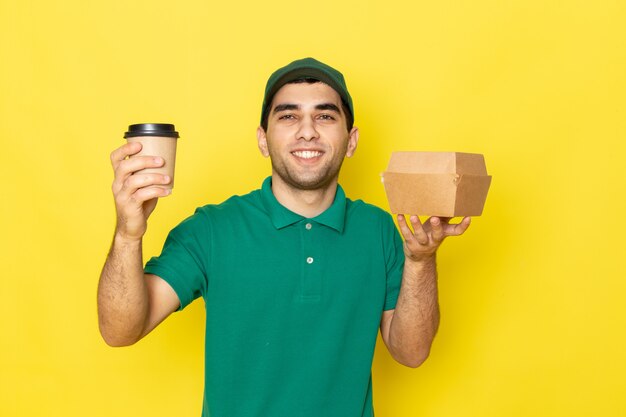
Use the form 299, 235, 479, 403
98, 57, 470, 417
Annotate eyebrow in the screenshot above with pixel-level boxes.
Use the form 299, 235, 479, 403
272, 103, 341, 114
315, 103, 341, 113
272, 104, 299, 114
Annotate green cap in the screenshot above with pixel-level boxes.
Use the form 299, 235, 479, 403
260, 57, 354, 128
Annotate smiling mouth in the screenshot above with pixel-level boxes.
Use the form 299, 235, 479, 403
292, 150, 323, 159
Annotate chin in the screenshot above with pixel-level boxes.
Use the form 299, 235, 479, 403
272, 159, 343, 191
284, 172, 338, 191
290, 178, 332, 191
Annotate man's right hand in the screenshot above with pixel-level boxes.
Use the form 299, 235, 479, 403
110, 141, 172, 241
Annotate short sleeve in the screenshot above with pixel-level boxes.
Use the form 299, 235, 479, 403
382, 213, 404, 311
145, 208, 210, 310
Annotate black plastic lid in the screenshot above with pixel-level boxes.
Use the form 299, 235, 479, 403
124, 123, 179, 139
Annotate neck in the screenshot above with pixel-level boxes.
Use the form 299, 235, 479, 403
270, 175, 338, 218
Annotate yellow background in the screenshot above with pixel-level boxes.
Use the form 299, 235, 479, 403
1, 0, 625, 416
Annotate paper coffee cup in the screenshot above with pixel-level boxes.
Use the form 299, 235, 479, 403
124, 123, 180, 190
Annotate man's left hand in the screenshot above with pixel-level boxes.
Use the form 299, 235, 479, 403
396, 215, 471, 263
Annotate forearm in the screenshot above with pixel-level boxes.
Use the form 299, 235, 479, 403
388, 254, 440, 367
97, 233, 150, 346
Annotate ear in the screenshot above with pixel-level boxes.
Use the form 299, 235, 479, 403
346, 126, 359, 158
257, 126, 270, 157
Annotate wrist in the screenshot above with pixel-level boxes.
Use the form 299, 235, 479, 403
403, 254, 437, 279
402, 253, 438, 282
113, 230, 143, 247
404, 252, 437, 267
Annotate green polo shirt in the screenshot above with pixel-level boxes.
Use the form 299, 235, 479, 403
145, 177, 404, 417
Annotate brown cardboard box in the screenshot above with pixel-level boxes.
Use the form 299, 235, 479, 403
382, 152, 492, 217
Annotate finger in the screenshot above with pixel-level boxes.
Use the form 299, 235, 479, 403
110, 142, 142, 170
409, 215, 429, 245
396, 214, 415, 241
113, 156, 165, 193
132, 186, 172, 204
117, 183, 171, 210
116, 156, 165, 177
446, 216, 471, 236
122, 173, 172, 195
430, 217, 445, 242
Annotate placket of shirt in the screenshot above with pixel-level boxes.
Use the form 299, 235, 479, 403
299, 219, 321, 302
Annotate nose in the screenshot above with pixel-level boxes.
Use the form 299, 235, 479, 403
296, 117, 320, 142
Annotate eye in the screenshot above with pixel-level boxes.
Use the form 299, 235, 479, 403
279, 114, 296, 120
318, 114, 336, 121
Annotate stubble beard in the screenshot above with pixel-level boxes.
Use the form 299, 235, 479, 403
268, 141, 348, 191
270, 156, 345, 191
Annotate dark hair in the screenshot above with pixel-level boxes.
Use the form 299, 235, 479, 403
261, 78, 354, 132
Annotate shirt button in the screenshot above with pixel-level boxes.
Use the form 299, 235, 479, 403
305, 223, 312, 230
306, 257, 314, 264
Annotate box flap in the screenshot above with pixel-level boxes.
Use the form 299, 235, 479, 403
454, 174, 492, 216
382, 172, 458, 216
387, 151, 489, 175
386, 152, 456, 174
455, 153, 488, 175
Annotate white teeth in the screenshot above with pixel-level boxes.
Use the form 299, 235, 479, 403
292, 151, 322, 159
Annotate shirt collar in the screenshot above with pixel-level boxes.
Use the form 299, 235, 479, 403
260, 176, 346, 233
